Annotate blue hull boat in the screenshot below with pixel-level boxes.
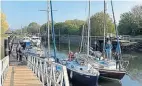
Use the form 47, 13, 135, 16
66, 60, 99, 86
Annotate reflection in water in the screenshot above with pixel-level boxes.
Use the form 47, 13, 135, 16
125, 52, 142, 85
42, 43, 142, 86
70, 80, 122, 86
99, 80, 122, 86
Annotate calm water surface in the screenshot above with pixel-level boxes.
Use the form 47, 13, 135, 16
44, 43, 142, 86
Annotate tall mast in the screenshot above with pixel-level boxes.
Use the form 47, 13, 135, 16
50, 0, 57, 60
87, 0, 91, 57
111, 0, 122, 69
110, 0, 121, 54
47, 0, 50, 56
103, 0, 106, 58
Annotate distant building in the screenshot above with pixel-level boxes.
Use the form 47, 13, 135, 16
5, 28, 13, 35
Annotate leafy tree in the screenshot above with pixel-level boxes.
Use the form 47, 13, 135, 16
40, 23, 52, 35
42, 19, 85, 35
90, 12, 115, 36
27, 22, 40, 34
64, 19, 85, 35
1, 12, 9, 35
131, 5, 142, 35
118, 5, 142, 35
22, 26, 28, 33
118, 12, 137, 35
54, 22, 68, 35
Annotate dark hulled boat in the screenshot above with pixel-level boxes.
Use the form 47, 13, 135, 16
66, 59, 100, 86
99, 69, 125, 80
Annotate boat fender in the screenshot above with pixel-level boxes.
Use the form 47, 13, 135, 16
70, 71, 73, 79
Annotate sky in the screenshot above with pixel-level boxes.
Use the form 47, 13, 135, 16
1, 0, 142, 30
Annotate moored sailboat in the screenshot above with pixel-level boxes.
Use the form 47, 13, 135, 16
90, 0, 129, 80
65, 1, 100, 86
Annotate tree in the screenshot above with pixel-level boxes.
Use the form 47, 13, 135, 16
90, 12, 115, 36
54, 19, 85, 35
64, 19, 85, 35
118, 12, 137, 35
131, 5, 142, 35
1, 12, 9, 35
54, 22, 68, 35
27, 22, 40, 34
40, 23, 52, 35
118, 5, 142, 35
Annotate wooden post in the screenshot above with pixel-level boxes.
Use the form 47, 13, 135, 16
42, 61, 45, 86
45, 62, 49, 86
36, 58, 38, 76
40, 60, 42, 81
37, 59, 40, 78
52, 64, 56, 86
62, 66, 69, 86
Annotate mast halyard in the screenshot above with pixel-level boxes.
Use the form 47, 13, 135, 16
87, 0, 91, 57
103, 0, 107, 58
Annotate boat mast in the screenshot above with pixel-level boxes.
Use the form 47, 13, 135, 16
103, 0, 107, 58
110, 0, 122, 70
50, 0, 57, 60
87, 0, 91, 57
47, 0, 50, 56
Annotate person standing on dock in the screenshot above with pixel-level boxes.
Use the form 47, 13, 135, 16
19, 46, 23, 62
16, 42, 23, 61
16, 43, 19, 61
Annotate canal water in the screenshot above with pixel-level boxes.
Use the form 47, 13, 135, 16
43, 43, 142, 86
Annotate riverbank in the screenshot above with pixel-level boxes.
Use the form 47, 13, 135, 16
41, 35, 142, 52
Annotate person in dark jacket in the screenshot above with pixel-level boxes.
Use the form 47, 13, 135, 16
16, 44, 19, 61
19, 46, 23, 62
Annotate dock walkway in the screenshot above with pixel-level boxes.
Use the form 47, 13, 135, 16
3, 66, 42, 86
3, 38, 42, 86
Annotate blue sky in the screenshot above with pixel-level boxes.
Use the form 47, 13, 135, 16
1, 1, 142, 29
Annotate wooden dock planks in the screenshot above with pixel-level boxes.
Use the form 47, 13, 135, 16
3, 66, 42, 86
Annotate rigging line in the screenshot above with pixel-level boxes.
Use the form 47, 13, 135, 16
50, 0, 57, 60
